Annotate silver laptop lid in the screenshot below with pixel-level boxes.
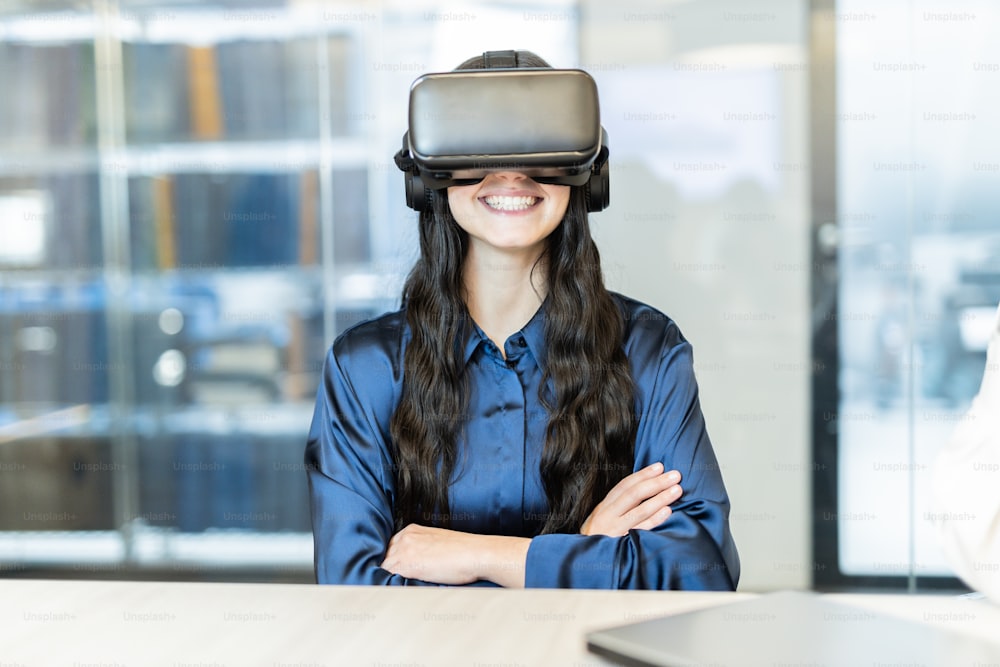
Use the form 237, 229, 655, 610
586, 590, 1000, 667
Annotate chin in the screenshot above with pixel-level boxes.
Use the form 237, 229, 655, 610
484, 234, 547, 250
487, 239, 540, 250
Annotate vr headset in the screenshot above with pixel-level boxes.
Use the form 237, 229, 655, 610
393, 50, 610, 212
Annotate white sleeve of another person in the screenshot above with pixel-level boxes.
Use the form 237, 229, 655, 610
932, 302, 1000, 603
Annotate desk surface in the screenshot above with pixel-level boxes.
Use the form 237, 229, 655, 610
3, 579, 999, 666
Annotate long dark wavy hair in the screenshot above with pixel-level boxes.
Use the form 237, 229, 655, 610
389, 53, 638, 535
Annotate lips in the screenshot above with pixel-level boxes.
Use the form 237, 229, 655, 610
480, 195, 541, 212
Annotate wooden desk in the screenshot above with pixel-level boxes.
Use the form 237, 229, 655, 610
2, 579, 998, 666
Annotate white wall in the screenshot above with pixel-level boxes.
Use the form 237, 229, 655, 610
581, 0, 813, 591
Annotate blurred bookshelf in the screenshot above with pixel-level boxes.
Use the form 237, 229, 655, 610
0, 1, 400, 580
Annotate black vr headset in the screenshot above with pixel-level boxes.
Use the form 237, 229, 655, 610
393, 50, 610, 212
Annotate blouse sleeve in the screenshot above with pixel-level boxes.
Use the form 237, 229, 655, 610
524, 338, 740, 590
305, 343, 439, 586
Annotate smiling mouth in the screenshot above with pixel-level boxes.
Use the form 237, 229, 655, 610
480, 195, 541, 212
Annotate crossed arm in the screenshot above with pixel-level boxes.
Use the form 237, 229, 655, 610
381, 463, 683, 587
306, 335, 739, 590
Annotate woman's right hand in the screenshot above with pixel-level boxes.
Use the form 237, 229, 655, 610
580, 462, 683, 537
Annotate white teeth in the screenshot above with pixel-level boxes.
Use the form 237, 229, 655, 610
482, 195, 539, 211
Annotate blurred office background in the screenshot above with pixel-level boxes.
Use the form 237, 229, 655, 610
0, 0, 995, 591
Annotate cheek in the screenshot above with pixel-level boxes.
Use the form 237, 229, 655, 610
546, 189, 571, 219
446, 190, 474, 224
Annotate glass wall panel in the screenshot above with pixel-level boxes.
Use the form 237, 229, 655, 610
0, 1, 371, 577
824, 0, 997, 589
0, 0, 583, 580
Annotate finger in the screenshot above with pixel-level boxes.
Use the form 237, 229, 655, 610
603, 462, 665, 505
382, 538, 398, 565
607, 462, 663, 496
380, 554, 395, 571
622, 483, 682, 527
382, 533, 415, 575
631, 505, 673, 532
611, 472, 681, 515
595, 483, 680, 536
383, 525, 412, 564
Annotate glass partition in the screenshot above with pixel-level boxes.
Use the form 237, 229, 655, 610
0, 0, 580, 581
0, 1, 382, 579
814, 0, 996, 591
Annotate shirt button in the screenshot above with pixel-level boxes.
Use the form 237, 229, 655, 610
515, 338, 527, 348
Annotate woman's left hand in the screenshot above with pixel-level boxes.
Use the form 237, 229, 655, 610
381, 524, 529, 587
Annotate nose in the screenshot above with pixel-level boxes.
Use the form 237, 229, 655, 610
485, 171, 530, 183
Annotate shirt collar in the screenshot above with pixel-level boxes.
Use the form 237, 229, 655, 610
519, 296, 549, 370
461, 296, 549, 370
462, 314, 483, 367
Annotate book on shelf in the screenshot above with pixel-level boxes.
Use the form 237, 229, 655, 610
0, 33, 357, 147
131, 172, 309, 270
145, 429, 312, 533
330, 168, 371, 263
171, 172, 229, 269
186, 45, 225, 141
152, 176, 177, 270
46, 44, 98, 146
223, 172, 299, 267
127, 175, 159, 271
45, 173, 104, 270
0, 43, 97, 149
123, 42, 191, 143
298, 169, 319, 265
284, 37, 321, 139
216, 40, 287, 140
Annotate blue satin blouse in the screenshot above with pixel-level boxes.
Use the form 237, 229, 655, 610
305, 293, 740, 589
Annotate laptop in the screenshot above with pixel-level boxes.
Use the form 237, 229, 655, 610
586, 590, 1000, 666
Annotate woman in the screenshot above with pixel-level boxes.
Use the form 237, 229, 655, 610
305, 52, 739, 589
